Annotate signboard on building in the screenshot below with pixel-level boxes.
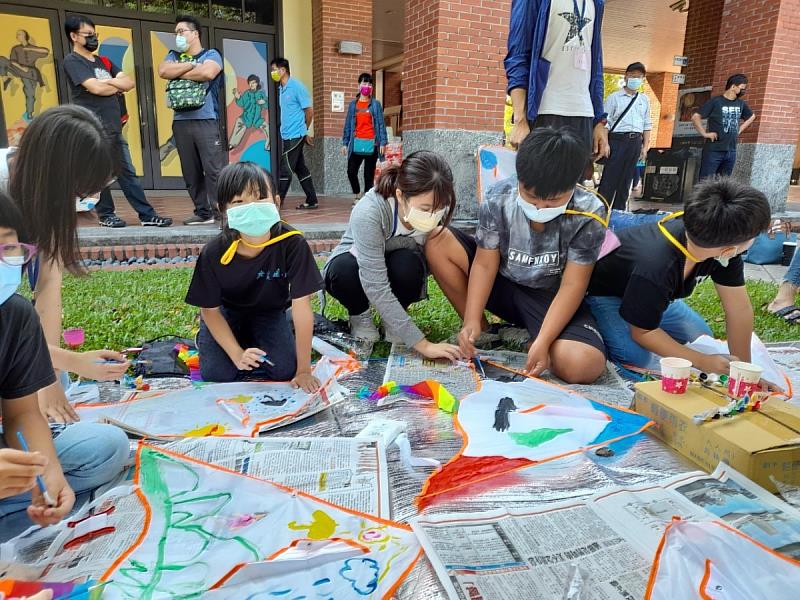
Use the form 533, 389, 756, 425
672, 73, 686, 85
672, 86, 712, 147
331, 91, 345, 112
673, 55, 689, 67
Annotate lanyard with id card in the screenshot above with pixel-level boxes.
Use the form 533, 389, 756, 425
572, 0, 590, 71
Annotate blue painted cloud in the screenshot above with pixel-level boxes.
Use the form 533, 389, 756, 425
339, 557, 379, 595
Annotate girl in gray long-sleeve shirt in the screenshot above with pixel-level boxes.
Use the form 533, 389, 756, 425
323, 151, 463, 362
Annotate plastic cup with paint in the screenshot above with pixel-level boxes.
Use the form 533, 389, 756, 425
63, 327, 85, 348
728, 361, 763, 397
660, 357, 692, 395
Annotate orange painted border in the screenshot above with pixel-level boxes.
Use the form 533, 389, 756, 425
102, 441, 420, 594
415, 364, 654, 508
699, 559, 714, 600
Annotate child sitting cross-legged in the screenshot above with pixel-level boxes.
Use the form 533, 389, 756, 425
0, 190, 128, 540
185, 162, 322, 392
426, 127, 609, 383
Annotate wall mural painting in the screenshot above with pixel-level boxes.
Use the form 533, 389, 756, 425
0, 14, 58, 145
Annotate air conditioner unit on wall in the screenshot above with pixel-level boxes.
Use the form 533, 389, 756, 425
338, 41, 363, 55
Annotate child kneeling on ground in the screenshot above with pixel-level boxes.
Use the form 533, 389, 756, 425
586, 178, 771, 374
426, 127, 608, 383
0, 191, 128, 540
185, 162, 322, 392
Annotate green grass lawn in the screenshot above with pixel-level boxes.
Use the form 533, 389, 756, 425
42, 268, 799, 351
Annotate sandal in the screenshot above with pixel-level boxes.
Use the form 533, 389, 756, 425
771, 305, 800, 323
296, 203, 319, 210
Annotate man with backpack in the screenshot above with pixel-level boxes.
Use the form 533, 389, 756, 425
62, 14, 171, 228
158, 15, 225, 226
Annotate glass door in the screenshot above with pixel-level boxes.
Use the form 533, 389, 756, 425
213, 29, 277, 175
0, 5, 63, 147
140, 21, 212, 189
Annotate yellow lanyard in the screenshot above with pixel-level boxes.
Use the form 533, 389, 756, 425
564, 185, 611, 228
657, 211, 702, 263
220, 226, 303, 265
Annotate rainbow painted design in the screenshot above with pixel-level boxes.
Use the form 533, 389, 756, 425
364, 380, 458, 413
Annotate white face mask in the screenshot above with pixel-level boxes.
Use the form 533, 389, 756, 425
404, 206, 446, 233
715, 247, 738, 268
516, 194, 568, 223
175, 35, 189, 51
626, 77, 643, 91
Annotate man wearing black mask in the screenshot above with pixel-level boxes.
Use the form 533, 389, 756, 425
62, 14, 171, 228
692, 74, 756, 179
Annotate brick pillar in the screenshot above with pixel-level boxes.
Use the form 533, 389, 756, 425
682, 0, 800, 210
305, 0, 372, 195
681, 0, 724, 89
403, 0, 511, 218
646, 73, 680, 148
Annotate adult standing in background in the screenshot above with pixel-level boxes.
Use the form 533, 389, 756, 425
597, 62, 651, 210
270, 57, 319, 210
341, 73, 388, 203
692, 74, 755, 180
63, 14, 171, 229
158, 15, 225, 226
505, 0, 610, 164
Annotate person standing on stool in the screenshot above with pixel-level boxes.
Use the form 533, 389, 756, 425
693, 74, 756, 180
270, 57, 318, 210
341, 73, 388, 203
597, 62, 651, 210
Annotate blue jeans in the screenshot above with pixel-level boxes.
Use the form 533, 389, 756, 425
0, 422, 130, 540
586, 297, 713, 369
785, 246, 800, 286
699, 148, 737, 179
97, 132, 157, 221
197, 307, 297, 382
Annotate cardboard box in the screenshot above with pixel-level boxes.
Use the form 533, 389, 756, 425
633, 381, 800, 492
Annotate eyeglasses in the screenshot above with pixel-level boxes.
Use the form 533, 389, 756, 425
0, 243, 37, 266
175, 28, 195, 35
76, 31, 98, 38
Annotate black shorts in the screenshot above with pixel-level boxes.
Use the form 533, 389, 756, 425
450, 227, 606, 356
529, 114, 594, 155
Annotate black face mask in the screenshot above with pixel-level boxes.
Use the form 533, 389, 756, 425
736, 89, 746, 98
84, 35, 99, 53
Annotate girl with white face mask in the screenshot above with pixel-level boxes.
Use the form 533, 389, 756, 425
324, 151, 463, 362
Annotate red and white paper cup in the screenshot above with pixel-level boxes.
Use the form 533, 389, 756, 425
660, 357, 692, 395
728, 361, 763, 397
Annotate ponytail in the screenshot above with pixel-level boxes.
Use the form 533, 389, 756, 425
375, 164, 401, 199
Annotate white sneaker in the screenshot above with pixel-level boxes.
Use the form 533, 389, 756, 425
349, 312, 380, 342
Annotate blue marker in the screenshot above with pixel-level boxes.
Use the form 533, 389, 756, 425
15, 431, 56, 507
259, 354, 276, 367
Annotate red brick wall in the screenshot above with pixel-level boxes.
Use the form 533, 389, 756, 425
311, 0, 373, 138
404, 0, 511, 131
712, 0, 800, 145
646, 72, 680, 147
681, 0, 724, 89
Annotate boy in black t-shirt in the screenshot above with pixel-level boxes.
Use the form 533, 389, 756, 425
692, 74, 756, 179
185, 162, 323, 391
0, 191, 129, 540
586, 178, 771, 375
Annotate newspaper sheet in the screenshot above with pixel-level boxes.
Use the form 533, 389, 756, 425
161, 436, 391, 517
412, 464, 800, 599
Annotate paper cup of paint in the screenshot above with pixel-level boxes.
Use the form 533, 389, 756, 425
63, 327, 85, 348
660, 357, 692, 394
728, 361, 763, 397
